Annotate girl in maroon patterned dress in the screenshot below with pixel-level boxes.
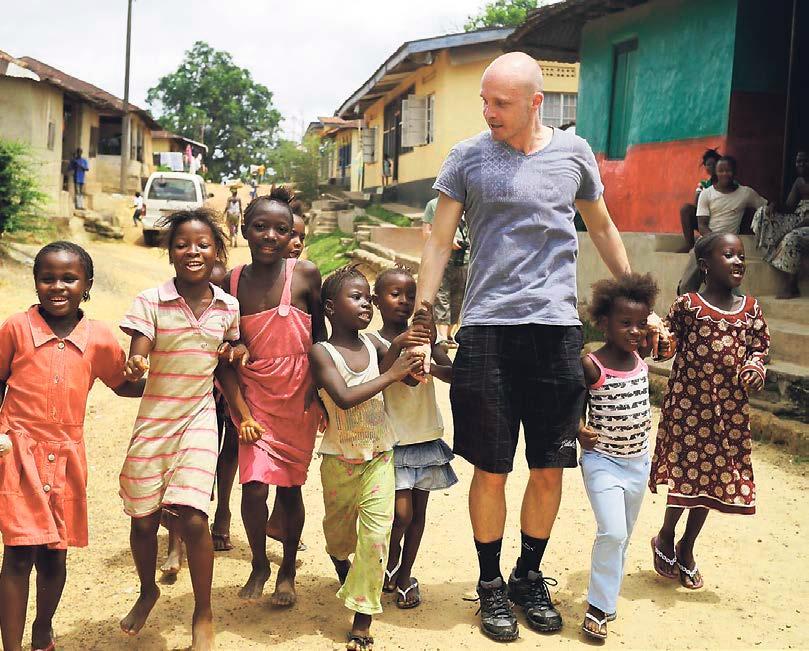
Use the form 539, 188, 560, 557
649, 233, 769, 589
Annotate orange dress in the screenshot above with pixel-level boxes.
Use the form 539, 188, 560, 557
0, 307, 126, 548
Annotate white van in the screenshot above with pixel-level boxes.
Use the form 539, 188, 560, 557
141, 172, 213, 245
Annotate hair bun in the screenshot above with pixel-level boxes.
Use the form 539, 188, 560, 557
269, 185, 294, 204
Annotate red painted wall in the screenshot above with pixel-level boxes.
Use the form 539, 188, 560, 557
596, 136, 728, 233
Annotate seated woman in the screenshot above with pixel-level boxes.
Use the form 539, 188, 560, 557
678, 148, 721, 252
678, 155, 768, 294
752, 151, 809, 299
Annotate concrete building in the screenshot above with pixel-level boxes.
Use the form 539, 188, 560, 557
151, 130, 208, 170
335, 28, 579, 208
508, 0, 809, 233
0, 50, 160, 217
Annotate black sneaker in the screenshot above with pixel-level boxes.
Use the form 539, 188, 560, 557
476, 577, 519, 642
507, 568, 563, 632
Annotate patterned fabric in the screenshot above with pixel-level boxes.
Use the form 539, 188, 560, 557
752, 201, 809, 275
316, 334, 397, 460
321, 451, 394, 615
0, 307, 126, 548
119, 280, 240, 518
585, 353, 651, 458
229, 261, 321, 487
649, 293, 769, 514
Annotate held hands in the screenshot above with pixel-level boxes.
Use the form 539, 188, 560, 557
412, 301, 437, 345
238, 417, 265, 443
124, 355, 150, 381
646, 312, 672, 358
218, 342, 250, 367
578, 425, 598, 451
392, 327, 432, 350
389, 349, 426, 381
740, 370, 764, 392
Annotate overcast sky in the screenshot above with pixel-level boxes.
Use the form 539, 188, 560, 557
1, 0, 490, 139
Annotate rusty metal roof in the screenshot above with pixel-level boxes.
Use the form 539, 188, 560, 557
505, 0, 649, 61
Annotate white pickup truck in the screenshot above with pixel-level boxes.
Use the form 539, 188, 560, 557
140, 172, 214, 245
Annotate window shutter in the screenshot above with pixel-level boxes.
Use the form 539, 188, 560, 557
362, 127, 376, 163
401, 95, 428, 148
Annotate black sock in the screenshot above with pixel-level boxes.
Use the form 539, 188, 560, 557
475, 538, 503, 584
515, 532, 548, 578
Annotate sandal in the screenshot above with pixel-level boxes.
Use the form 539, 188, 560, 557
211, 530, 234, 552
677, 560, 704, 590
651, 536, 678, 579
346, 633, 374, 650
383, 560, 401, 593
396, 578, 421, 609
581, 612, 607, 640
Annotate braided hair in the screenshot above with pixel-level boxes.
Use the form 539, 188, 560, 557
243, 185, 295, 228
321, 264, 368, 309
373, 265, 414, 294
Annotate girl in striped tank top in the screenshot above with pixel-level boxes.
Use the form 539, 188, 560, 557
578, 273, 666, 641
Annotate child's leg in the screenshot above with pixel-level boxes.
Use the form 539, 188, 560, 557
385, 489, 413, 590
31, 548, 67, 649
270, 486, 305, 606
212, 420, 238, 551
161, 515, 184, 576
676, 507, 709, 588
396, 489, 430, 606
338, 453, 395, 637
239, 481, 271, 600
266, 492, 286, 541
175, 505, 215, 650
0, 545, 37, 651
121, 511, 162, 636
321, 457, 359, 582
657, 506, 685, 558
619, 458, 651, 578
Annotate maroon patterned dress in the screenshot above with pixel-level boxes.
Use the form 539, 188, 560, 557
649, 293, 769, 515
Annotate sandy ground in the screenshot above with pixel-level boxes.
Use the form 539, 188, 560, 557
0, 221, 808, 650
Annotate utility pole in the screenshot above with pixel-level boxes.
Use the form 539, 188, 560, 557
120, 0, 133, 193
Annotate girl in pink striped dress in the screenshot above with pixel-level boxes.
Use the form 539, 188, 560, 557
118, 209, 261, 651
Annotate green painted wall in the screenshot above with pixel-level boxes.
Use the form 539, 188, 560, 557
578, 0, 738, 154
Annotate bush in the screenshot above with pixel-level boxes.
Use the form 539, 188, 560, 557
0, 139, 52, 240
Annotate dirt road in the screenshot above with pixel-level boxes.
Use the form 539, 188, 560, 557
0, 230, 807, 650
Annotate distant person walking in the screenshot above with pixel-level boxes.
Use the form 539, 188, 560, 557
415, 52, 666, 643
132, 192, 144, 226
225, 188, 243, 248
69, 148, 89, 209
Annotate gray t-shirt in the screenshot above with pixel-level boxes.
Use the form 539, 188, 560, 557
433, 129, 603, 326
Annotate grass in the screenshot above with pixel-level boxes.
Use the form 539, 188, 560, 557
305, 231, 357, 276
365, 204, 411, 227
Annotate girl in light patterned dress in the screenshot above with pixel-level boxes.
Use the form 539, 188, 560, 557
118, 209, 261, 651
650, 233, 769, 592
308, 266, 424, 651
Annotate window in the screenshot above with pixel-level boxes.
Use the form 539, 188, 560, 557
89, 126, 99, 157
541, 92, 577, 128
607, 39, 638, 160
47, 122, 56, 150
147, 178, 197, 201
98, 116, 122, 155
362, 127, 376, 163
426, 95, 436, 144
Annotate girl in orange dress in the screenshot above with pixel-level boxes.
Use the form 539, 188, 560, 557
0, 242, 144, 651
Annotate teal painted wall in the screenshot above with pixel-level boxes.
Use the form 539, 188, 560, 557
578, 0, 738, 154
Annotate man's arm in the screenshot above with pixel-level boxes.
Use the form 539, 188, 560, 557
415, 193, 464, 307
575, 196, 631, 278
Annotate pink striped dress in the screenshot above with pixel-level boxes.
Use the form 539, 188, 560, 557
119, 279, 240, 517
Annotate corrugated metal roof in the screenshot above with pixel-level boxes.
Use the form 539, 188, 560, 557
151, 130, 209, 153
335, 27, 515, 118
505, 0, 650, 61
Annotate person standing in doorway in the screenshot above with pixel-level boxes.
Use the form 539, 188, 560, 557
421, 196, 468, 347
415, 52, 666, 642
69, 148, 89, 210
382, 155, 392, 188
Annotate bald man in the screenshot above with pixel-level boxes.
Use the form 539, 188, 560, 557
415, 53, 638, 641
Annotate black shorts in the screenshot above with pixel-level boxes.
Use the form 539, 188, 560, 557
450, 325, 586, 474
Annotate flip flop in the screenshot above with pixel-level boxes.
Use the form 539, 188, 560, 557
581, 612, 607, 640
346, 633, 374, 650
383, 559, 401, 593
396, 578, 421, 609
651, 536, 678, 579
677, 561, 704, 590
211, 531, 234, 552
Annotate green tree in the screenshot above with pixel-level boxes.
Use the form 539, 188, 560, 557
267, 135, 332, 202
146, 41, 281, 180
0, 139, 50, 238
464, 0, 540, 31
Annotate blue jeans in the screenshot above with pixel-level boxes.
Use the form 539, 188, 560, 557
580, 450, 650, 614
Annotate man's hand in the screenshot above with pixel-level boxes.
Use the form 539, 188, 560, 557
239, 417, 265, 443
124, 355, 149, 381
740, 370, 764, 392
412, 301, 436, 346
578, 425, 598, 451
218, 342, 250, 367
646, 312, 671, 358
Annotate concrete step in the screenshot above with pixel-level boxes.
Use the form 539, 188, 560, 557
359, 241, 396, 261
356, 231, 371, 242
346, 248, 394, 273
768, 318, 809, 367
756, 295, 809, 323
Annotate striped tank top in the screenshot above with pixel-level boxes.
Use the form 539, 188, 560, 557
585, 352, 651, 458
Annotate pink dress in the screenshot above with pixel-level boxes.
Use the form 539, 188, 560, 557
230, 258, 321, 487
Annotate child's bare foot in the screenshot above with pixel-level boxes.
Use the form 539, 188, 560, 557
270, 567, 297, 607
238, 563, 271, 601
120, 585, 160, 636
331, 556, 351, 585
160, 542, 184, 577
191, 607, 215, 650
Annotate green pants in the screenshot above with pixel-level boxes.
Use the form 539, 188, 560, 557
321, 451, 395, 615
